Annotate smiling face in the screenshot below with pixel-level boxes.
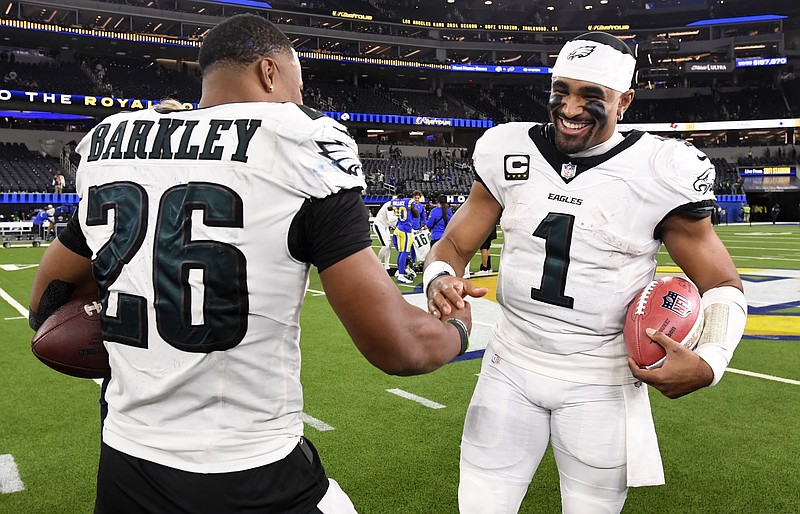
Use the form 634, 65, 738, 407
548, 77, 634, 154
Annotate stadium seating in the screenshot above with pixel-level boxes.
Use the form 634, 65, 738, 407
86, 58, 201, 103
0, 143, 70, 193
361, 155, 473, 197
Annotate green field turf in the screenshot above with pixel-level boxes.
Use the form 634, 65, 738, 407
1, 223, 798, 513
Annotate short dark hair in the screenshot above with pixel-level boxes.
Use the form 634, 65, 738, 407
198, 14, 294, 73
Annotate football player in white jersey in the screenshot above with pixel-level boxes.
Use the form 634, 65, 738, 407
423, 32, 747, 514
372, 199, 397, 271
29, 14, 473, 514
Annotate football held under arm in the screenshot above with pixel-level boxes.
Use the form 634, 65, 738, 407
29, 210, 97, 330
655, 138, 747, 387
657, 143, 746, 387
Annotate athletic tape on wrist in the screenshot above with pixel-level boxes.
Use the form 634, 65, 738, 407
423, 261, 456, 295
694, 286, 747, 387
445, 318, 470, 356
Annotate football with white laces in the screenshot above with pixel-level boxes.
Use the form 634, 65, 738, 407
31, 296, 110, 379
623, 276, 704, 369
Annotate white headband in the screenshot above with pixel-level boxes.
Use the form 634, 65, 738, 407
551, 35, 636, 93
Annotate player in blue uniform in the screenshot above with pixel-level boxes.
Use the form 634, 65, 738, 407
391, 195, 418, 284
31, 208, 50, 239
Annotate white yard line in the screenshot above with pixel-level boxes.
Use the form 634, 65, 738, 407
300, 413, 335, 431
0, 264, 39, 271
386, 388, 446, 409
727, 368, 800, 385
0, 454, 25, 494
0, 286, 27, 318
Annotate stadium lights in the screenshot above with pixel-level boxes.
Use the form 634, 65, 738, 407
547, 5, 555, 10
734, 44, 766, 50
5, 4, 12, 16
668, 30, 700, 37
484, 0, 492, 4
447, 0, 455, 3
585, 5, 593, 9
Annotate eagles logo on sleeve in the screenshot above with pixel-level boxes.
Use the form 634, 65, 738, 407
693, 167, 715, 194
315, 139, 363, 176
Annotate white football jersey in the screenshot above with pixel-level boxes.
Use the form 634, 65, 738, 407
475, 123, 716, 385
412, 229, 432, 262
75, 102, 365, 473
374, 200, 397, 228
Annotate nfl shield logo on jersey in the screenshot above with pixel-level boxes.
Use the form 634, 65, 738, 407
661, 291, 693, 318
561, 162, 577, 180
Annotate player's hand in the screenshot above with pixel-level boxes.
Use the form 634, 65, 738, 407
443, 299, 473, 334
427, 275, 487, 320
628, 328, 714, 399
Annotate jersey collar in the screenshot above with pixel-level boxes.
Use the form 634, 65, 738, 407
529, 124, 645, 184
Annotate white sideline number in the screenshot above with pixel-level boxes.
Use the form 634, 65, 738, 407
0, 454, 24, 494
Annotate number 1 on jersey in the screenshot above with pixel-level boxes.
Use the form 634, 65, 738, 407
531, 212, 575, 309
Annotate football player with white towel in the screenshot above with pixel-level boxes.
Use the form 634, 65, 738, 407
423, 31, 746, 514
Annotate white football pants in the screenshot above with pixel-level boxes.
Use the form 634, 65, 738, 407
459, 350, 628, 514
373, 222, 393, 269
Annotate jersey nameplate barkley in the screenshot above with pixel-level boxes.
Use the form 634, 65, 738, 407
86, 118, 261, 163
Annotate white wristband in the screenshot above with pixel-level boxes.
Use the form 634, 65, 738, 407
694, 286, 748, 387
423, 261, 456, 295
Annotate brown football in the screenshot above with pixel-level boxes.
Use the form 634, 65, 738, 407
623, 276, 704, 370
31, 296, 110, 379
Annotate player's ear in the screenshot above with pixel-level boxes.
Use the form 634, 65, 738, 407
257, 57, 277, 94
616, 89, 635, 120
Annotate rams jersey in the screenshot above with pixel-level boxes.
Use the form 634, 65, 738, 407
391, 197, 416, 233
73, 102, 366, 473
475, 123, 715, 385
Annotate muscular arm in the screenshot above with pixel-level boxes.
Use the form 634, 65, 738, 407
424, 181, 500, 317
29, 239, 97, 329
630, 214, 743, 398
661, 215, 742, 295
321, 247, 470, 375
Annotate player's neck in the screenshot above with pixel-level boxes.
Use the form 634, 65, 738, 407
199, 79, 268, 108
566, 131, 625, 158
